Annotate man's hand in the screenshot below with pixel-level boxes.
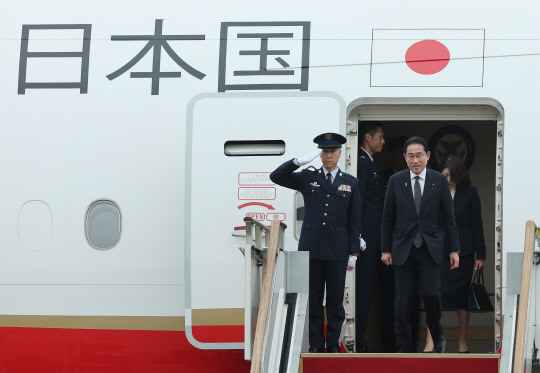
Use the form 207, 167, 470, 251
381, 252, 392, 266
450, 252, 460, 269
347, 255, 357, 271
360, 238, 367, 251
475, 259, 485, 270
296, 149, 322, 166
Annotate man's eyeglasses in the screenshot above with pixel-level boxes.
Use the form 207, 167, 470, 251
405, 153, 426, 161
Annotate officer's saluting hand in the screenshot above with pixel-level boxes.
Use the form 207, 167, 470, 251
296, 148, 322, 165
270, 132, 362, 354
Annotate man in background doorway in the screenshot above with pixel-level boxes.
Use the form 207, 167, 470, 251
354, 121, 396, 352
381, 136, 408, 187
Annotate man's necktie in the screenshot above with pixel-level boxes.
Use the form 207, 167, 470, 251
413, 175, 423, 247
326, 173, 333, 190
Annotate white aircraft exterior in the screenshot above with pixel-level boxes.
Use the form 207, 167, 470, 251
0, 0, 536, 370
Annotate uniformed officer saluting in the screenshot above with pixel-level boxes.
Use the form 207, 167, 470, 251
270, 132, 363, 353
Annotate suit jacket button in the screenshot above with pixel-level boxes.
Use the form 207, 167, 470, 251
325, 204, 328, 207
323, 222, 326, 226
324, 213, 327, 216
327, 194, 330, 197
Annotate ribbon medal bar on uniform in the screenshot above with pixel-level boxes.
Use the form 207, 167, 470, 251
338, 184, 351, 192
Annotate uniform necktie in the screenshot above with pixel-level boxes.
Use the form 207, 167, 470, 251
413, 175, 423, 247
326, 173, 333, 190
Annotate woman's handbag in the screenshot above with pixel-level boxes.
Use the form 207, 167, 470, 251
468, 269, 494, 313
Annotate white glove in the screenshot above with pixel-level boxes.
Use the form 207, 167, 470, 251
360, 237, 367, 251
347, 255, 357, 271
296, 149, 322, 166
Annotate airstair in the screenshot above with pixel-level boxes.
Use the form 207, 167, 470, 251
241, 218, 308, 373
242, 219, 540, 373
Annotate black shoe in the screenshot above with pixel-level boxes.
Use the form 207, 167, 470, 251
327, 346, 341, 353
309, 347, 325, 353
357, 345, 374, 353
435, 336, 447, 353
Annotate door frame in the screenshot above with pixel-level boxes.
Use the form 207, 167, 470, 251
344, 97, 504, 350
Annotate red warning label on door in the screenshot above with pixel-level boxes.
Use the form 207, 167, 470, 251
238, 187, 276, 200
245, 212, 266, 221
266, 212, 286, 221
238, 172, 273, 186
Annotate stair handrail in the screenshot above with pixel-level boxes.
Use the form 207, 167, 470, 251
244, 216, 287, 232
513, 220, 537, 373
250, 219, 286, 373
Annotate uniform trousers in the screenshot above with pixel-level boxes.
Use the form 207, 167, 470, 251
355, 248, 396, 352
394, 243, 442, 353
309, 258, 347, 349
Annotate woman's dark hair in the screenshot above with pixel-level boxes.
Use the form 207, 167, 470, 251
442, 155, 471, 189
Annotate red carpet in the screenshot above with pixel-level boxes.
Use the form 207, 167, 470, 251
302, 353, 500, 373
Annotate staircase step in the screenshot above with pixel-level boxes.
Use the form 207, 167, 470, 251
301, 353, 500, 373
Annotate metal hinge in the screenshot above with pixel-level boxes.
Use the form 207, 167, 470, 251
239, 245, 265, 266
535, 251, 540, 265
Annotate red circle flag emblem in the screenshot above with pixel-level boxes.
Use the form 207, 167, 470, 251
405, 40, 450, 75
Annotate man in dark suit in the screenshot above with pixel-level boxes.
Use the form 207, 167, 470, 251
381, 136, 460, 353
270, 133, 363, 353
381, 135, 423, 352
354, 121, 396, 352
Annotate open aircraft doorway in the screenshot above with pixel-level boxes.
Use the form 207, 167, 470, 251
345, 98, 503, 353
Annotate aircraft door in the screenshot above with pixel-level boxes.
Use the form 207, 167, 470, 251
185, 91, 345, 349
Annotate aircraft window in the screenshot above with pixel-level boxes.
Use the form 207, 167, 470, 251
224, 140, 285, 156
85, 199, 122, 250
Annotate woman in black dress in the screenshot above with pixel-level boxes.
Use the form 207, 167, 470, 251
424, 155, 486, 353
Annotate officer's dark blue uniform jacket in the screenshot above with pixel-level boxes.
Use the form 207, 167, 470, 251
357, 149, 384, 250
270, 159, 362, 262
